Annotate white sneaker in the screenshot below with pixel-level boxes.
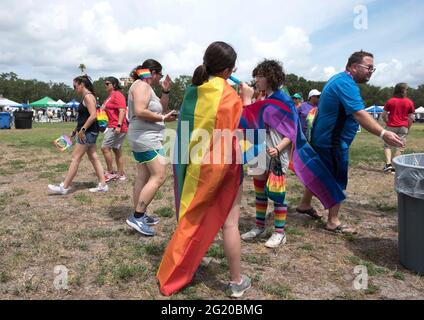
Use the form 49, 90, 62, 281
117, 174, 127, 181
48, 182, 70, 195
265, 232, 287, 248
89, 183, 109, 193
241, 227, 266, 241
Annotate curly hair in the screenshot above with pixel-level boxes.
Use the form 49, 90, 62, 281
252, 59, 285, 92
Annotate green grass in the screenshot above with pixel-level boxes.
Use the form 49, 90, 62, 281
154, 206, 174, 218
260, 284, 294, 299
206, 244, 226, 259
113, 264, 148, 281
346, 256, 389, 276
74, 193, 92, 205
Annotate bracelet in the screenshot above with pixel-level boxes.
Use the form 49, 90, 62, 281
81, 127, 86, 132
379, 129, 386, 139
161, 115, 165, 122
162, 90, 170, 94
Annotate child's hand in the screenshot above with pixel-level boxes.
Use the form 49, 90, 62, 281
267, 147, 279, 158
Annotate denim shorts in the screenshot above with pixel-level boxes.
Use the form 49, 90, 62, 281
77, 131, 99, 145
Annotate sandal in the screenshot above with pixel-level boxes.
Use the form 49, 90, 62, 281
325, 224, 357, 235
296, 207, 322, 220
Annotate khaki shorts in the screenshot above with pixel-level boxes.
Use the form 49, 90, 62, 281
384, 126, 408, 151
102, 129, 127, 149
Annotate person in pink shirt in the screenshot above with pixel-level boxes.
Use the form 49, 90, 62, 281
101, 77, 129, 181
382, 83, 415, 172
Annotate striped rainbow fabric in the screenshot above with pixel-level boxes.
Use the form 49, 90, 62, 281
157, 77, 242, 296
136, 68, 152, 80
305, 106, 318, 141
239, 90, 346, 209
96, 108, 108, 131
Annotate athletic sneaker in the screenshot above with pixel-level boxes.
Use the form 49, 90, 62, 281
383, 163, 393, 173
241, 227, 266, 241
227, 275, 252, 298
142, 213, 160, 226
116, 174, 127, 181
48, 182, 70, 195
89, 183, 109, 193
126, 214, 155, 236
104, 172, 117, 183
265, 232, 287, 248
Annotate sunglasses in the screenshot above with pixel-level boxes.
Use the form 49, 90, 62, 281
357, 64, 376, 73
105, 82, 112, 86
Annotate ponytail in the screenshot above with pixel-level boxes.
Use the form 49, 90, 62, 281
192, 65, 209, 86
74, 75, 95, 95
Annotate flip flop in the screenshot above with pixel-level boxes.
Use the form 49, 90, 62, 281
325, 224, 358, 235
296, 207, 322, 220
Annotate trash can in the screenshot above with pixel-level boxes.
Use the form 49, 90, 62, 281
14, 111, 33, 129
0, 112, 11, 129
393, 153, 424, 273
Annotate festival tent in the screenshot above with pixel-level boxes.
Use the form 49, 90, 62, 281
66, 99, 80, 109
415, 106, 424, 113
365, 105, 384, 113
0, 97, 22, 107
56, 99, 66, 107
30, 97, 56, 108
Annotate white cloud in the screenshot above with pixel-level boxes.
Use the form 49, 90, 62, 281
0, 0, 422, 89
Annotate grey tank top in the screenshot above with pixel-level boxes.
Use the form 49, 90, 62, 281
128, 81, 165, 152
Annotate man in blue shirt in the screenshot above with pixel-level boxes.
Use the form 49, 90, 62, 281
296, 51, 404, 234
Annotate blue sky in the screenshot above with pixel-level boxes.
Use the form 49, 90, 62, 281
0, 0, 423, 87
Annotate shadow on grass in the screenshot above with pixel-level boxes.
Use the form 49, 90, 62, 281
107, 205, 133, 221
346, 237, 402, 271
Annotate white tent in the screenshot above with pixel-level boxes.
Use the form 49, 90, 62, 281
56, 99, 66, 106
0, 98, 22, 107
415, 106, 424, 113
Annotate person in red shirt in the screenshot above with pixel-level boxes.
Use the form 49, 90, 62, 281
382, 82, 415, 172
101, 77, 129, 181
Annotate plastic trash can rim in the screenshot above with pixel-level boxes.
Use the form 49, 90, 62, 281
393, 153, 424, 170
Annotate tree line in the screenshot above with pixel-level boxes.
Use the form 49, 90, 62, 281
1, 72, 423, 109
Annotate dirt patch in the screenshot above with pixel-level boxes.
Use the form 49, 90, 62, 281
1, 143, 423, 300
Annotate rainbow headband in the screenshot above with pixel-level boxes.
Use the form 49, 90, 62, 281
136, 69, 152, 80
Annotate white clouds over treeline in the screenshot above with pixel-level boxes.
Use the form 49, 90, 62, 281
0, 0, 423, 88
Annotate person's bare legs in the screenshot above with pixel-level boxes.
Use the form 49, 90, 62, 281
222, 187, 243, 283
113, 148, 125, 176
326, 203, 356, 233
63, 143, 89, 188
133, 163, 150, 209
135, 156, 167, 213
296, 188, 323, 218
101, 146, 114, 173
87, 145, 106, 186
384, 147, 392, 164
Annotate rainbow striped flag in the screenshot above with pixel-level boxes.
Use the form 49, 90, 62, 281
157, 77, 242, 296
96, 108, 108, 132
239, 90, 346, 209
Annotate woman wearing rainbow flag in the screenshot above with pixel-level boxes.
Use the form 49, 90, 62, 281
241, 59, 293, 248
157, 41, 253, 298
126, 60, 177, 237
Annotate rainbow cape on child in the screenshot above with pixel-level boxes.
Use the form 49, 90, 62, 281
157, 77, 243, 296
239, 90, 346, 209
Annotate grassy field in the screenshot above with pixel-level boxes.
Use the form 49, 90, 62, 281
0, 122, 423, 300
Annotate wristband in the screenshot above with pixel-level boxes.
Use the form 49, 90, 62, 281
117, 124, 122, 128
379, 129, 386, 139
161, 115, 165, 122
162, 90, 170, 94
81, 127, 86, 132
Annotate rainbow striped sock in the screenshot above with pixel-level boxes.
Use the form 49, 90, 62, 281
254, 178, 268, 229
274, 201, 287, 233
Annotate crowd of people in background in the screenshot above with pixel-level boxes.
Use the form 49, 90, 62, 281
43, 41, 416, 298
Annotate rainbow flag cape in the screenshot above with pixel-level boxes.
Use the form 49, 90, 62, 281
239, 90, 345, 209
157, 77, 242, 296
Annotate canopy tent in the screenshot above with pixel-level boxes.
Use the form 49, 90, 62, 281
0, 98, 22, 107
56, 99, 66, 106
30, 97, 56, 108
415, 106, 424, 114
66, 99, 80, 109
365, 105, 384, 113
